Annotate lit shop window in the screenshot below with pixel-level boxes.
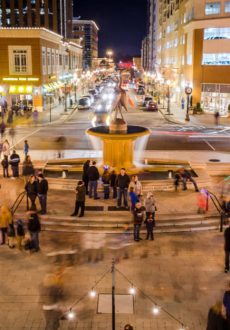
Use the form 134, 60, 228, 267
204, 27, 230, 39
203, 53, 230, 65
225, 1, 230, 12
205, 2, 220, 15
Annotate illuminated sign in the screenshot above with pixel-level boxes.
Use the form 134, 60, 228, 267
3, 77, 39, 82
9, 85, 33, 94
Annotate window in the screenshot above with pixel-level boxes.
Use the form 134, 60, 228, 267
205, 2, 220, 15
47, 48, 51, 74
8, 46, 32, 75
204, 27, 230, 40
203, 53, 230, 65
225, 1, 230, 12
42, 47, 46, 75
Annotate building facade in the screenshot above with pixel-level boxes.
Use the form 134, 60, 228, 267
0, 0, 73, 38
0, 28, 82, 111
141, 36, 150, 71
153, 0, 230, 116
72, 19, 99, 70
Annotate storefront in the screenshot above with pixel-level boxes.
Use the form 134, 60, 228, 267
201, 83, 230, 117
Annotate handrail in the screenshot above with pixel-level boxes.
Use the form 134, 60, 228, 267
206, 189, 229, 232
10, 191, 27, 215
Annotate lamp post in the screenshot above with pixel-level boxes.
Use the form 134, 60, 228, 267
64, 81, 67, 112
46, 93, 53, 123
185, 86, 192, 121
111, 259, 116, 330
166, 80, 171, 115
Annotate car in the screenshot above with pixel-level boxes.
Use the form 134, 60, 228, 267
92, 111, 111, 127
137, 87, 145, 95
78, 97, 91, 110
143, 96, 153, 107
83, 94, 94, 105
145, 101, 158, 112
89, 89, 97, 96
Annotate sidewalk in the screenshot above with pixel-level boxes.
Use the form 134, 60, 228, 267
159, 102, 230, 127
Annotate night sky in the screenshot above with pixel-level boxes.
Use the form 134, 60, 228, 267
73, 0, 147, 59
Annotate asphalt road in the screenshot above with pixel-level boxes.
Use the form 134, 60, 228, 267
4, 101, 230, 153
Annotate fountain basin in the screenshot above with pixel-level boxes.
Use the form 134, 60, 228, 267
87, 125, 151, 170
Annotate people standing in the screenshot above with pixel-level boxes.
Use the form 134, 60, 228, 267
22, 155, 34, 177
37, 174, 49, 214
7, 222, 16, 248
1, 155, 9, 177
25, 175, 38, 210
0, 205, 12, 245
129, 187, 139, 211
102, 167, 110, 199
144, 192, 157, 218
133, 202, 145, 242
224, 224, 230, 273
87, 161, 100, 199
28, 211, 41, 252
2, 139, 10, 158
24, 140, 29, 157
82, 159, 90, 195
214, 111, 220, 126
16, 219, 25, 250
207, 301, 227, 330
116, 168, 130, 209
174, 172, 181, 192
110, 170, 117, 199
180, 168, 199, 192
71, 180, 86, 217
9, 150, 20, 178
145, 213, 155, 241
128, 175, 142, 198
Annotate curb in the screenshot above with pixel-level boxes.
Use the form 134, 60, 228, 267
158, 107, 186, 126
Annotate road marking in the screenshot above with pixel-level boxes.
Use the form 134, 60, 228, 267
203, 139, 216, 151
11, 127, 42, 149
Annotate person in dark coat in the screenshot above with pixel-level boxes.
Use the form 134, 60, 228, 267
145, 213, 155, 240
37, 174, 49, 214
25, 175, 38, 210
82, 160, 90, 194
110, 170, 117, 199
102, 168, 110, 199
24, 140, 29, 157
116, 168, 130, 208
71, 180, 86, 217
207, 301, 227, 330
87, 161, 100, 199
27, 211, 41, 252
22, 155, 34, 176
224, 224, 230, 273
180, 168, 199, 192
133, 202, 145, 242
9, 150, 20, 177
1, 155, 9, 177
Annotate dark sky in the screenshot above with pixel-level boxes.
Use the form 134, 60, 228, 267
73, 0, 147, 59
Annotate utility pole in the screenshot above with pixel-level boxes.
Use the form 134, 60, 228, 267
111, 259, 116, 330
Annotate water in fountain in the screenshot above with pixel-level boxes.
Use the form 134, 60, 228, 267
134, 134, 150, 166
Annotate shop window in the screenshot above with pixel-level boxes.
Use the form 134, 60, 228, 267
225, 1, 230, 12
203, 53, 230, 65
8, 46, 32, 75
204, 27, 230, 40
205, 2, 220, 15
42, 47, 46, 75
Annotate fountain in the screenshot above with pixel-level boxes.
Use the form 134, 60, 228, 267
87, 84, 151, 170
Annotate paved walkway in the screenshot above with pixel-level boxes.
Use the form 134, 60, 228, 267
0, 229, 228, 329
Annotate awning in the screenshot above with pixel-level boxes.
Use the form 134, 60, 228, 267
9, 85, 33, 94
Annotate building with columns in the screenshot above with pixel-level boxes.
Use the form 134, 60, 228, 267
153, 0, 230, 116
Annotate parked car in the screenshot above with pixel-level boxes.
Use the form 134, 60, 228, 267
78, 97, 91, 110
89, 89, 97, 96
143, 96, 153, 107
83, 94, 94, 105
145, 101, 158, 112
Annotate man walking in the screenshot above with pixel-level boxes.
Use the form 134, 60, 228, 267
9, 150, 20, 177
71, 180, 86, 217
116, 168, 130, 208
37, 174, 49, 214
133, 202, 145, 242
224, 224, 230, 273
87, 161, 100, 199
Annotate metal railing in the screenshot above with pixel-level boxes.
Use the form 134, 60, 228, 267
10, 191, 28, 215
206, 190, 229, 232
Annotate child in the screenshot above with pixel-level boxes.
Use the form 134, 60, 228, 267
145, 213, 155, 241
16, 219, 25, 250
129, 187, 139, 211
7, 222, 16, 248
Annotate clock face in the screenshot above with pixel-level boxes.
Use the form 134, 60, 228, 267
185, 87, 192, 95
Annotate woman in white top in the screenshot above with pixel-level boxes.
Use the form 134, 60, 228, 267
128, 175, 142, 197
144, 192, 156, 218
2, 139, 10, 157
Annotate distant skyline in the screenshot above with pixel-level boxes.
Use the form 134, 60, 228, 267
73, 0, 147, 60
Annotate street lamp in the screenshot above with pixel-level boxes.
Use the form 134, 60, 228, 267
166, 80, 171, 115
64, 81, 67, 112
185, 86, 192, 121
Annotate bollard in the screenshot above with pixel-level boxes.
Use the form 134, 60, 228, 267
168, 170, 173, 179
62, 170, 68, 179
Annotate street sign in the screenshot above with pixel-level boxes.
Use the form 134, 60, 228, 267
185, 87, 192, 95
